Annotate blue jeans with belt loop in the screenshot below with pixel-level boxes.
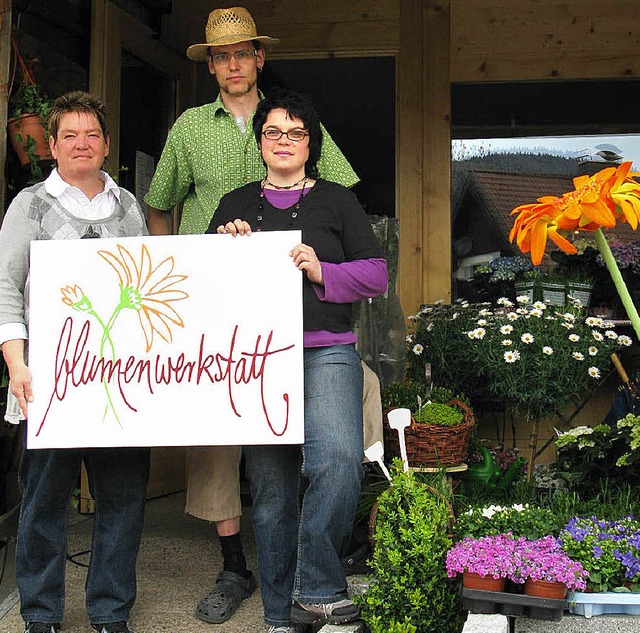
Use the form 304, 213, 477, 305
16, 444, 150, 625
245, 344, 364, 627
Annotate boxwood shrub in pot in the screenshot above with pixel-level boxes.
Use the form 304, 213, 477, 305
356, 462, 466, 633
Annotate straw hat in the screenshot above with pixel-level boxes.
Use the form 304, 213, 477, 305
187, 6, 279, 61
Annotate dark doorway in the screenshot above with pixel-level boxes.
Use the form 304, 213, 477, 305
119, 49, 175, 212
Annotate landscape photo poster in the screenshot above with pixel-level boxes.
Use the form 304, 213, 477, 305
27, 232, 304, 449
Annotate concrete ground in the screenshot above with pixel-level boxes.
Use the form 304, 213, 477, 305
1, 492, 266, 632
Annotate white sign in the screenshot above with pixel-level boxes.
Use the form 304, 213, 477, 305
27, 233, 304, 449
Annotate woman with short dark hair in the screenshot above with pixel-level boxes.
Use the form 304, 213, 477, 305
208, 88, 388, 633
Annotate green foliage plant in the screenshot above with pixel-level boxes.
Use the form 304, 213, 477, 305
8, 79, 53, 184
356, 462, 466, 633
381, 380, 430, 411
10, 81, 52, 121
454, 503, 564, 540
555, 417, 640, 491
413, 402, 463, 426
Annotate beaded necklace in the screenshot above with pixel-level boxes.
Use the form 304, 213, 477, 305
256, 177, 308, 232
263, 175, 306, 190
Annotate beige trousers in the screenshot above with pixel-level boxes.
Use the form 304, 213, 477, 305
185, 360, 382, 522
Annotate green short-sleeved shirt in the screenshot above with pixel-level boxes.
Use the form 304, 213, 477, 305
144, 93, 359, 235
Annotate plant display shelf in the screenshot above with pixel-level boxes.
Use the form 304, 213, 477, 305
567, 591, 640, 618
462, 587, 566, 621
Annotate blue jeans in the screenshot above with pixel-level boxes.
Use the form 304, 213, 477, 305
245, 344, 364, 626
16, 443, 150, 625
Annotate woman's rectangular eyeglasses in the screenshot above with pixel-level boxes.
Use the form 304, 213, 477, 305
262, 129, 309, 142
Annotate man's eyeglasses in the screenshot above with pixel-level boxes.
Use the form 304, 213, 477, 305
262, 129, 309, 142
209, 49, 257, 65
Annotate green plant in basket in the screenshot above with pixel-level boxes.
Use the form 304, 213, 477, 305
413, 401, 463, 426
356, 462, 465, 633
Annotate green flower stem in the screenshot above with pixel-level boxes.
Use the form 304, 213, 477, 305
594, 227, 640, 340
89, 305, 126, 428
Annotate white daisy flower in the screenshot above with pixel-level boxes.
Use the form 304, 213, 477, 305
521, 333, 534, 344
586, 316, 599, 326
504, 350, 521, 363
466, 330, 476, 339
561, 322, 574, 330
618, 335, 633, 347
605, 330, 618, 339
530, 308, 543, 317
533, 301, 547, 310
588, 366, 601, 379
413, 344, 424, 355
500, 324, 514, 334
406, 335, 414, 343
592, 330, 604, 341
542, 346, 554, 355
569, 334, 580, 342
563, 313, 576, 323
474, 327, 486, 339
452, 312, 459, 320
477, 319, 488, 326
573, 352, 585, 361
516, 295, 530, 304
507, 312, 519, 321
516, 308, 527, 315
479, 308, 492, 317
502, 339, 513, 346
497, 297, 513, 307
588, 346, 598, 356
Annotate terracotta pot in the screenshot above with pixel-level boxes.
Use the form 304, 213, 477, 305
524, 579, 567, 599
462, 571, 505, 592
7, 113, 52, 166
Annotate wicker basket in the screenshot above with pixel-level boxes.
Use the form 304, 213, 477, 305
368, 483, 456, 548
383, 399, 474, 468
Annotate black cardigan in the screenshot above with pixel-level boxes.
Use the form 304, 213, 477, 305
207, 179, 383, 333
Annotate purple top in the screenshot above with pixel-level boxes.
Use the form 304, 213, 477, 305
263, 187, 388, 348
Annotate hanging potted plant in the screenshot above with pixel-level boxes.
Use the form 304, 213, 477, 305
7, 37, 53, 182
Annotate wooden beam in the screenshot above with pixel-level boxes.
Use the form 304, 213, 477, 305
89, 0, 121, 180
423, 0, 452, 305
0, 0, 11, 222
452, 0, 640, 82
396, 0, 424, 316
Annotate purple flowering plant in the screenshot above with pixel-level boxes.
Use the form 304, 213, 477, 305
559, 516, 640, 592
447, 532, 589, 590
511, 535, 589, 591
446, 533, 518, 579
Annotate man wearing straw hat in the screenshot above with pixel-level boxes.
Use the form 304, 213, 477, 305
144, 6, 361, 629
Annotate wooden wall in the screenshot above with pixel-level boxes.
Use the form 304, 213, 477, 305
451, 0, 640, 82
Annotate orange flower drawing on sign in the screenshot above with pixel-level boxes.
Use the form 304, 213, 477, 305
59, 243, 189, 425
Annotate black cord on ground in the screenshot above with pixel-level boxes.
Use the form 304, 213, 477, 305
66, 548, 91, 568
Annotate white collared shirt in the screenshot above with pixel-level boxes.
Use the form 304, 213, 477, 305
45, 168, 121, 221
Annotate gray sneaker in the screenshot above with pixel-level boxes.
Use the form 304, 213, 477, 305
291, 598, 360, 624
268, 626, 306, 633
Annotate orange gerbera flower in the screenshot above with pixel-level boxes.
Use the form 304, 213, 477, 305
510, 161, 640, 266
98, 244, 189, 352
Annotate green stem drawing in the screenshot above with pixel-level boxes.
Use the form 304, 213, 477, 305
88, 306, 123, 426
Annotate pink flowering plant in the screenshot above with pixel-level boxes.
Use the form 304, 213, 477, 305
511, 535, 589, 591
446, 533, 518, 580
446, 532, 589, 591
